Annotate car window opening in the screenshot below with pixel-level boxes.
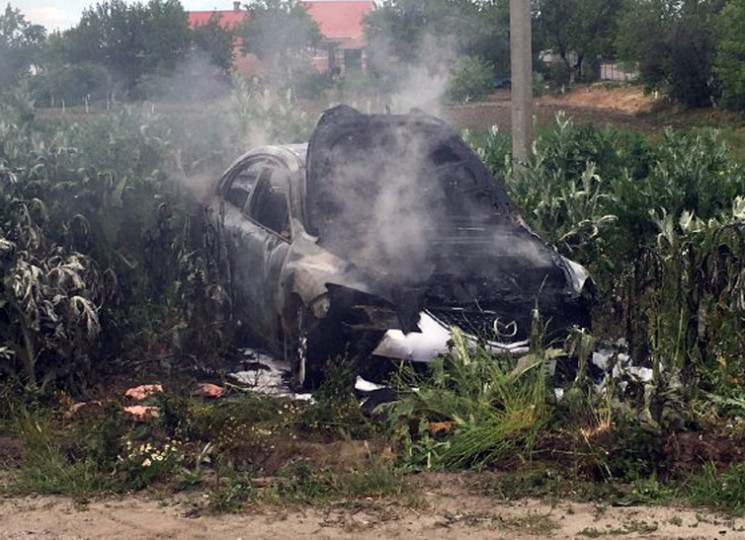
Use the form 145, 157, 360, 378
225, 160, 264, 210
249, 169, 291, 238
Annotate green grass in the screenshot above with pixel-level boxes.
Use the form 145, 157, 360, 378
684, 462, 745, 515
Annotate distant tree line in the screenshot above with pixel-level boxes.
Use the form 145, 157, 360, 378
363, 0, 745, 110
3, 0, 745, 109
0, 1, 236, 104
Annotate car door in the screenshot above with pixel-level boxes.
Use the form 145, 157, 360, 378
241, 160, 293, 345
216, 157, 270, 342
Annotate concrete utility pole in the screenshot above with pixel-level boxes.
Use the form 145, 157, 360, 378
510, 0, 533, 165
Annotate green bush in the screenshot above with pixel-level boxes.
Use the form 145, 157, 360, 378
447, 55, 494, 103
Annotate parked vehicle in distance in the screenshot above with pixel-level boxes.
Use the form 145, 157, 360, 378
208, 105, 592, 388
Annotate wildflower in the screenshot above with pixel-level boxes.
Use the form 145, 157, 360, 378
142, 458, 152, 468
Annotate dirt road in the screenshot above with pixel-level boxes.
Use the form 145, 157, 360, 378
1, 489, 743, 539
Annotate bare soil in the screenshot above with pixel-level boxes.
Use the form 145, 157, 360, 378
443, 85, 660, 133
1, 473, 743, 539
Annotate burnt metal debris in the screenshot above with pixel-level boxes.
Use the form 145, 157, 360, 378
208, 105, 592, 388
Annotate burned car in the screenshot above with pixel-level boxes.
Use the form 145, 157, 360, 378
209, 105, 591, 387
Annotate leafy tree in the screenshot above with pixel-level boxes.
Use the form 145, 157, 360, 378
447, 55, 495, 102
536, 0, 624, 84
363, 0, 485, 65
191, 12, 235, 73
239, 0, 321, 62
56, 0, 191, 98
362, 0, 508, 97
714, 0, 745, 111
0, 4, 46, 90
465, 1, 511, 76
140, 0, 191, 74
616, 0, 725, 108
29, 62, 111, 107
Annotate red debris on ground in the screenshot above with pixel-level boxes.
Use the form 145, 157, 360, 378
124, 384, 163, 400
192, 383, 226, 398
122, 405, 159, 421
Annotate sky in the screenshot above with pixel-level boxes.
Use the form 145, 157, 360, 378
16, 0, 375, 32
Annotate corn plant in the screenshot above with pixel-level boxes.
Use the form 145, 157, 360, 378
0, 203, 103, 391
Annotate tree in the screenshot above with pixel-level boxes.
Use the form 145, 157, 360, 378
56, 0, 191, 98
140, 0, 191, 74
239, 0, 321, 63
536, 0, 624, 84
714, 0, 745, 111
616, 0, 725, 108
362, 0, 508, 98
191, 12, 235, 73
466, 1, 511, 76
363, 0, 485, 65
0, 4, 46, 90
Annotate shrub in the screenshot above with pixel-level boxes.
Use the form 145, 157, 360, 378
447, 55, 494, 103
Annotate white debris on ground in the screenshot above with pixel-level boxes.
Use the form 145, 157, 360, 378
232, 339, 656, 405
229, 348, 395, 402
229, 349, 313, 400
590, 338, 654, 392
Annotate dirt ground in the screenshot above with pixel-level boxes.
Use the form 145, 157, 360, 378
1, 474, 743, 540
443, 85, 660, 133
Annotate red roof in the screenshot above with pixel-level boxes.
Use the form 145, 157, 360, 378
303, 1, 374, 41
187, 1, 375, 42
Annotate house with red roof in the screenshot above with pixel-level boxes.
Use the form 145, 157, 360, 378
187, 1, 375, 78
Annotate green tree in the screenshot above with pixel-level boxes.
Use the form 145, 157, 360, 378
362, 0, 506, 97
140, 0, 190, 74
57, 0, 191, 98
191, 12, 235, 73
363, 0, 485, 65
466, 1, 511, 76
0, 4, 46, 90
616, 0, 725, 108
536, 0, 624, 84
240, 0, 321, 62
714, 0, 745, 111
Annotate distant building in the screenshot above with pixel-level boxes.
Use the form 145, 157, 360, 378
187, 1, 375, 78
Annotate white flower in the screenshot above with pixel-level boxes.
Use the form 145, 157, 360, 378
142, 458, 152, 468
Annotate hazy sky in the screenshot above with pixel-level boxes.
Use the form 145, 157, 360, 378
16, 0, 375, 32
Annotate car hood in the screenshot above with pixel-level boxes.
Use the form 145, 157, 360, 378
305, 105, 587, 332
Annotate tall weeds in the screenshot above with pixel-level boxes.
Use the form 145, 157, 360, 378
472, 114, 745, 409
390, 328, 554, 470
0, 81, 312, 392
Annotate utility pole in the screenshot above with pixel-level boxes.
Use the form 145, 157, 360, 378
510, 0, 533, 165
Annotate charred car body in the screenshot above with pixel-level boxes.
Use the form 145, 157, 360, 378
209, 105, 592, 387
